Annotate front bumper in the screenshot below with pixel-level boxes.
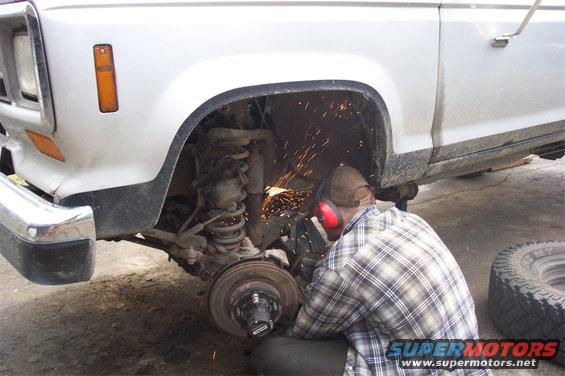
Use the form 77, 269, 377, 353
0, 172, 96, 284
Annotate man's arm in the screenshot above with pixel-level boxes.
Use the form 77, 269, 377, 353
292, 266, 368, 339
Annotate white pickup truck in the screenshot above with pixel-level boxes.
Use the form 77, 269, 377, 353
0, 0, 563, 337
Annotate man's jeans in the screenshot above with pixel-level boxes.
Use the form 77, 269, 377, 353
251, 336, 349, 375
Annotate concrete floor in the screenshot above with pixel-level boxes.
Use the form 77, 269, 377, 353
1, 157, 563, 375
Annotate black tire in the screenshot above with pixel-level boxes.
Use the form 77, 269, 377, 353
488, 241, 565, 366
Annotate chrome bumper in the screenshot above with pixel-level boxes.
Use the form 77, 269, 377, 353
0, 172, 96, 284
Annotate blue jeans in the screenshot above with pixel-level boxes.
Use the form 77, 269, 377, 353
251, 336, 348, 375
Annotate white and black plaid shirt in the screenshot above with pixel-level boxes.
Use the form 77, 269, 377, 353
292, 206, 489, 376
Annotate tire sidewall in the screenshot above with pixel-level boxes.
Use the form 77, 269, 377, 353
508, 242, 565, 298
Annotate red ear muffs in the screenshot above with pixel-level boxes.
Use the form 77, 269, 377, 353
317, 200, 343, 230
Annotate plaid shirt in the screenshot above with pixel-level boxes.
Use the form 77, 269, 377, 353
292, 206, 489, 376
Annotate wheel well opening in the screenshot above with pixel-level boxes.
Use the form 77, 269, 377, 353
167, 89, 385, 203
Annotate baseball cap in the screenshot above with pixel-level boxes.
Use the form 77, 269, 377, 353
319, 165, 369, 207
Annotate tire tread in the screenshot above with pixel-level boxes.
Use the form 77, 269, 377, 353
488, 241, 565, 366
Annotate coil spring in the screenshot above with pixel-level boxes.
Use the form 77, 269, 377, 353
206, 145, 249, 253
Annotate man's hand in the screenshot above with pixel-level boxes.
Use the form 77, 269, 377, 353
298, 255, 322, 283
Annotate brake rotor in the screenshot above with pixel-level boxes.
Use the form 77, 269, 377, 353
208, 260, 300, 337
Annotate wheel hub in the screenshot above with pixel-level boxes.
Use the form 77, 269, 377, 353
208, 260, 300, 337
233, 290, 281, 337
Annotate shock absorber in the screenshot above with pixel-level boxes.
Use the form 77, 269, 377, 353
204, 138, 250, 253
203, 128, 274, 252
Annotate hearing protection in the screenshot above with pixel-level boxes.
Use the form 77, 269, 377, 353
313, 168, 377, 230
313, 171, 343, 230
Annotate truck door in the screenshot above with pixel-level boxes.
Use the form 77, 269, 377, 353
431, 0, 565, 161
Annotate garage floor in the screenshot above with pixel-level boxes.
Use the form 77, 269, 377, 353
1, 157, 563, 375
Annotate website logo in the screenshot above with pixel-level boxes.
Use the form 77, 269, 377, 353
385, 339, 559, 370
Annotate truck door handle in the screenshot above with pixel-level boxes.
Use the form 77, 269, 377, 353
491, 0, 542, 47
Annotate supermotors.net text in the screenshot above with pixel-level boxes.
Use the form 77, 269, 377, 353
400, 358, 538, 370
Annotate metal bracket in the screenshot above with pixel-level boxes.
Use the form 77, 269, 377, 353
265, 248, 290, 267
491, 0, 542, 48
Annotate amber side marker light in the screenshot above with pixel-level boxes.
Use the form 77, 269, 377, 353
26, 130, 65, 162
93, 44, 118, 113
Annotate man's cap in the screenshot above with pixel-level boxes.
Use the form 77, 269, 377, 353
319, 165, 369, 207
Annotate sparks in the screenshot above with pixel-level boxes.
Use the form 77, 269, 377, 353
261, 188, 308, 219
